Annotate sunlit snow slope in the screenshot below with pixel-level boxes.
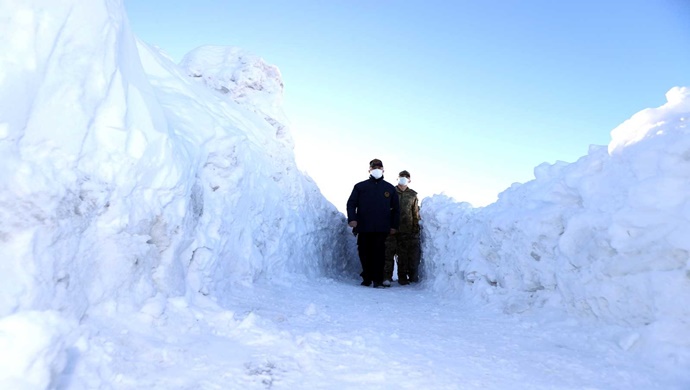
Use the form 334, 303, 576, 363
422, 87, 690, 358
0, 0, 356, 323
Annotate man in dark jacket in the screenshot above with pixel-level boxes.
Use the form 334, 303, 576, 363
346, 158, 400, 288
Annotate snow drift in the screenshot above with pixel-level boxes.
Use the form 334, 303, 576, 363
422, 87, 690, 356
0, 1, 355, 386
0, 0, 356, 317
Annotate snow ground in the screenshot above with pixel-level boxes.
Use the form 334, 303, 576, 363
60, 276, 688, 389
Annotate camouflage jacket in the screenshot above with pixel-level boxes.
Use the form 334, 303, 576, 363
396, 186, 420, 234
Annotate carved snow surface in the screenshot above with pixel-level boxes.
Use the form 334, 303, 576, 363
180, 46, 293, 147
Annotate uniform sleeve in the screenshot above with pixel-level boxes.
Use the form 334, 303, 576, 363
412, 195, 421, 232
346, 185, 358, 223
390, 188, 400, 230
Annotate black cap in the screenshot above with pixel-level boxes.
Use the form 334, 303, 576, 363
369, 158, 383, 168
399, 170, 410, 178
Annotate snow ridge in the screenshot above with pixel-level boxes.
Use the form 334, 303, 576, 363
180, 46, 293, 148
0, 2, 356, 386
422, 87, 690, 358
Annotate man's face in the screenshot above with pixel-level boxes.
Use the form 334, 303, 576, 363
369, 165, 383, 172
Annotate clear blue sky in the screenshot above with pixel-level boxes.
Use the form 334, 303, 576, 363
125, 0, 690, 210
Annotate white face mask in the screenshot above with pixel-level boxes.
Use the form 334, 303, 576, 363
370, 169, 383, 179
398, 177, 409, 186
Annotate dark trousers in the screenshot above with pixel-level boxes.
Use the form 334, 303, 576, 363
357, 232, 389, 284
385, 233, 421, 281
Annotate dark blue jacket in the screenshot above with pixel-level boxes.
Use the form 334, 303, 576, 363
346, 176, 400, 233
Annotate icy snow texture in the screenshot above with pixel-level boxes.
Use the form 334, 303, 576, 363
422, 87, 690, 351
0, 1, 355, 381
179, 45, 292, 147
0, 311, 73, 389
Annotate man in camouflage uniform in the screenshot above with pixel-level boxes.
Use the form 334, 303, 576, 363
384, 170, 421, 286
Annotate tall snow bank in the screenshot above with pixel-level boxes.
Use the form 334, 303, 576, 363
0, 0, 355, 326
422, 87, 690, 355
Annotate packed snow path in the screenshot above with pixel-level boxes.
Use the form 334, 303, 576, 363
67, 277, 685, 389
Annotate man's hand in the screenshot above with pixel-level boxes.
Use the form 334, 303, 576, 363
349, 221, 358, 228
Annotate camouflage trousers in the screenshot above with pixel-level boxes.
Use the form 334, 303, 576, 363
384, 233, 420, 283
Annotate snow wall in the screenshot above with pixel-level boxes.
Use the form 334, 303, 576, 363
0, 0, 357, 325
422, 87, 690, 353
